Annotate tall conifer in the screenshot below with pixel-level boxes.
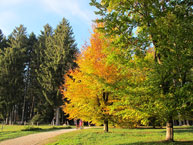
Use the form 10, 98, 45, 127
37, 19, 77, 125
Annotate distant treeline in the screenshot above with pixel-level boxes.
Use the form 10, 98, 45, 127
0, 18, 78, 125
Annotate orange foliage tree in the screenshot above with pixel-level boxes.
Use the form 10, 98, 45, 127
61, 26, 126, 132
61, 25, 154, 132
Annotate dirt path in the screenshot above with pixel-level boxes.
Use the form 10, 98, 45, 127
0, 128, 77, 145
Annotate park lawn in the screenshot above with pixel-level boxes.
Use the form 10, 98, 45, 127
45, 126, 193, 145
0, 124, 71, 142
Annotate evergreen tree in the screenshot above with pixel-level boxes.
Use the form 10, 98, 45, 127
0, 25, 28, 124
22, 32, 39, 122
37, 19, 78, 125
0, 29, 7, 51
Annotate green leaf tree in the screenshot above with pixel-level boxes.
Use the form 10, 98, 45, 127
90, 0, 193, 141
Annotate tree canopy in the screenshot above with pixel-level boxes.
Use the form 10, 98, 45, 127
90, 0, 193, 141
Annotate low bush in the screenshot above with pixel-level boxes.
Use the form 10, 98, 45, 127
21, 126, 42, 131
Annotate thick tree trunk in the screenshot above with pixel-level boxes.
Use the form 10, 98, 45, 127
55, 107, 60, 126
179, 120, 182, 126
186, 120, 190, 126
166, 119, 174, 141
104, 120, 108, 132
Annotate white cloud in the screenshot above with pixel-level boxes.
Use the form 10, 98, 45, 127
40, 0, 94, 24
0, 0, 97, 37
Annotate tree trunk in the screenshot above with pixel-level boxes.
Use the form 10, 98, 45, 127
186, 120, 190, 126
179, 120, 182, 126
173, 120, 175, 126
178, 113, 182, 126
104, 120, 108, 132
30, 96, 35, 119
5, 113, 9, 125
183, 120, 186, 125
166, 119, 174, 141
55, 107, 60, 126
12, 105, 16, 124
13, 105, 17, 124
21, 94, 26, 124
9, 111, 13, 125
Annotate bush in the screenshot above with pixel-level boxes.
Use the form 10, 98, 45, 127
21, 126, 43, 131
51, 126, 72, 129
30, 114, 44, 124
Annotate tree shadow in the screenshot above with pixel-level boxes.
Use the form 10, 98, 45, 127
0, 126, 73, 142
20, 126, 72, 132
174, 128, 193, 134
118, 141, 193, 145
159, 128, 193, 134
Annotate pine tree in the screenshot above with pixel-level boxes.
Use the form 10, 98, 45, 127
0, 29, 7, 51
23, 32, 39, 121
37, 18, 78, 125
0, 29, 7, 120
0, 25, 28, 124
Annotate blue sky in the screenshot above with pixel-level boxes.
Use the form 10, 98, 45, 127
0, 0, 98, 49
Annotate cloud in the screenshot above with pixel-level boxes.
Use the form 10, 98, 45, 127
40, 0, 94, 24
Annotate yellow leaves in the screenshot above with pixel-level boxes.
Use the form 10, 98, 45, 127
101, 0, 126, 12
61, 25, 126, 123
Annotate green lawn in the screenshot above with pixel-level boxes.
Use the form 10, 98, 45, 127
45, 126, 193, 145
0, 124, 71, 142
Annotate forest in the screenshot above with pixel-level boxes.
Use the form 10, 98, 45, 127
0, 0, 192, 142
0, 18, 78, 126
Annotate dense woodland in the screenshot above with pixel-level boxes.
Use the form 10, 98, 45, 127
0, 18, 78, 125
0, 0, 192, 142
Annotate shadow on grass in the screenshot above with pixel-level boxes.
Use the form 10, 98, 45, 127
159, 128, 193, 134
21, 126, 72, 132
0, 126, 73, 142
0, 126, 72, 133
174, 129, 193, 134
118, 141, 193, 145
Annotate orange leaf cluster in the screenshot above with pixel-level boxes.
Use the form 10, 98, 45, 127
61, 26, 123, 124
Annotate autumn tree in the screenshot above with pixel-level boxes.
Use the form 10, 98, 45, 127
90, 0, 193, 141
62, 26, 135, 132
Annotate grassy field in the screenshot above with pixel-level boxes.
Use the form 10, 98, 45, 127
0, 124, 71, 142
44, 126, 193, 145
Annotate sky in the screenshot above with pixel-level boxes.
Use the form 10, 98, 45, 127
0, 0, 98, 49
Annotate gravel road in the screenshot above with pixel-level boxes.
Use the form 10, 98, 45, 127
0, 128, 77, 145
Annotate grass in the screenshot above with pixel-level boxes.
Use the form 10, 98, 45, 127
44, 126, 193, 145
0, 124, 72, 142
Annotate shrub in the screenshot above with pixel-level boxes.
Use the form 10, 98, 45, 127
21, 126, 42, 131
